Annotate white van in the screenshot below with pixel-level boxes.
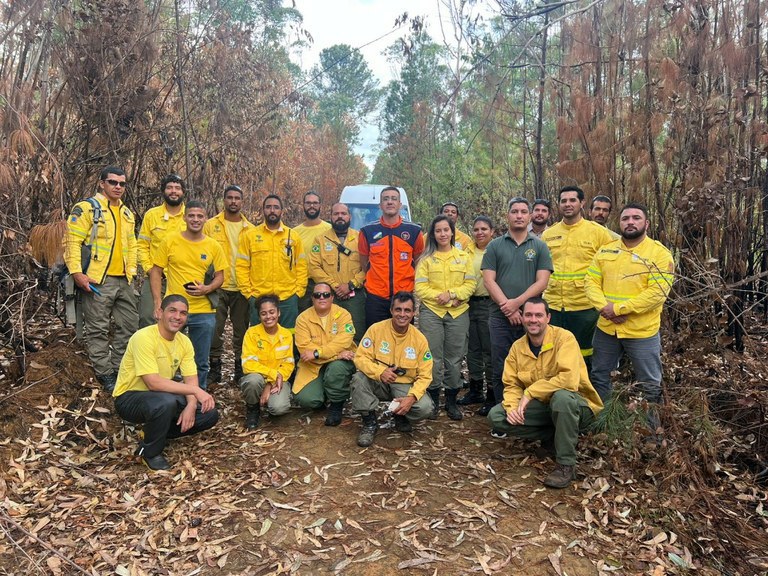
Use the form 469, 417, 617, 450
339, 185, 412, 231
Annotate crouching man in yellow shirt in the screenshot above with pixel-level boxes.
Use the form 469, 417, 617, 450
113, 295, 218, 471
351, 292, 434, 447
487, 297, 603, 489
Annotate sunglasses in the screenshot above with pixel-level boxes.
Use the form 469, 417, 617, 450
312, 292, 332, 299
104, 179, 126, 187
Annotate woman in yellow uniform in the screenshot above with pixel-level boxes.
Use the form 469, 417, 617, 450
414, 215, 476, 420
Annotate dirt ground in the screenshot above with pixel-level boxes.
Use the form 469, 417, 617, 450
0, 323, 757, 575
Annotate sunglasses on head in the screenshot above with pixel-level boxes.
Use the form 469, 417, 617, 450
104, 179, 126, 187
312, 292, 332, 299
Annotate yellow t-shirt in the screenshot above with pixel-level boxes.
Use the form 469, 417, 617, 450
294, 221, 332, 257
106, 205, 125, 277
113, 325, 197, 397
156, 232, 227, 314
223, 219, 242, 291
470, 246, 489, 297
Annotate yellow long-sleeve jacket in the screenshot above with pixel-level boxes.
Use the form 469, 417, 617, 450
137, 203, 186, 272
585, 236, 674, 339
236, 223, 308, 300
502, 325, 603, 415
241, 323, 295, 384
203, 212, 253, 288
354, 320, 433, 400
63, 193, 137, 284
414, 247, 477, 317
293, 304, 356, 392
309, 228, 366, 290
542, 218, 616, 311
454, 228, 472, 251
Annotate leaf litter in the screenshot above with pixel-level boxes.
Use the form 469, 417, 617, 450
0, 323, 765, 574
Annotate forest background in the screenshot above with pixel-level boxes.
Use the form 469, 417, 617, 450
0, 0, 767, 572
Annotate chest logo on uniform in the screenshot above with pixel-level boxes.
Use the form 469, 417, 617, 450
373, 231, 383, 240
331, 323, 338, 335
200, 254, 208, 260
525, 248, 536, 261
379, 341, 391, 354
401, 231, 411, 241
312, 244, 320, 252
404, 347, 416, 360
325, 242, 333, 251
257, 340, 265, 350
255, 234, 263, 242
361, 337, 372, 348
400, 252, 409, 261
214, 225, 221, 232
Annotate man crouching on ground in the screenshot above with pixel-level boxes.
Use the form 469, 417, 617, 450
487, 297, 603, 488
113, 294, 218, 471
351, 291, 434, 447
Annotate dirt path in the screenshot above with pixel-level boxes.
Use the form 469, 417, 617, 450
0, 332, 732, 575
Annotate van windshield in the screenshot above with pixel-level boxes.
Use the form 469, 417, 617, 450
347, 204, 410, 231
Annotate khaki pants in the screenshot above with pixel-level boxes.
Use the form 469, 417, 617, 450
350, 372, 434, 421
239, 373, 291, 416
82, 276, 138, 377
418, 306, 469, 391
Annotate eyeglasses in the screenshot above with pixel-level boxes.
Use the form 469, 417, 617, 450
312, 292, 332, 299
104, 179, 126, 187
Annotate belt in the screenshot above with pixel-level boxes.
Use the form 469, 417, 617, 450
469, 295, 490, 302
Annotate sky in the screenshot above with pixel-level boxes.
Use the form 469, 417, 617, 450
292, 0, 462, 169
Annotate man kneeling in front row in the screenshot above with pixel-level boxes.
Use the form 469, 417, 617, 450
351, 291, 434, 447
113, 294, 219, 471
488, 297, 603, 488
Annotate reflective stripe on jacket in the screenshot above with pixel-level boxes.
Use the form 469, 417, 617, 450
585, 237, 674, 338
63, 193, 137, 283
542, 219, 615, 311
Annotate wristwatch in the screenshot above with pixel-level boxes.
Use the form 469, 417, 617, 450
313, 350, 320, 360
348, 281, 356, 291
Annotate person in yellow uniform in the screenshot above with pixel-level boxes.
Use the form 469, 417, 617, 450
293, 282, 356, 426
542, 186, 616, 371
351, 292, 434, 447
487, 298, 603, 489
113, 294, 218, 471
586, 202, 675, 413
149, 201, 226, 389
236, 194, 307, 329
239, 295, 295, 429
439, 202, 472, 250
414, 215, 476, 420
203, 184, 253, 384
458, 216, 495, 407
137, 174, 186, 328
63, 166, 138, 392
294, 191, 332, 312
309, 202, 366, 339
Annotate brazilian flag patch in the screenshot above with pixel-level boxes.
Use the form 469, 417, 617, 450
311, 245, 320, 252
345, 323, 354, 333
423, 351, 432, 361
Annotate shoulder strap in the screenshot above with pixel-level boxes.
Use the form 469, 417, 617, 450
84, 197, 103, 248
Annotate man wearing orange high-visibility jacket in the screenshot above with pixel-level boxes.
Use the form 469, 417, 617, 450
542, 186, 615, 371
585, 202, 674, 412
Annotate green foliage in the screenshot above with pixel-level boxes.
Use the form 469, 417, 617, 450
308, 44, 381, 145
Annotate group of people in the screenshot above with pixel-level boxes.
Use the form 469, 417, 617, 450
64, 167, 674, 488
